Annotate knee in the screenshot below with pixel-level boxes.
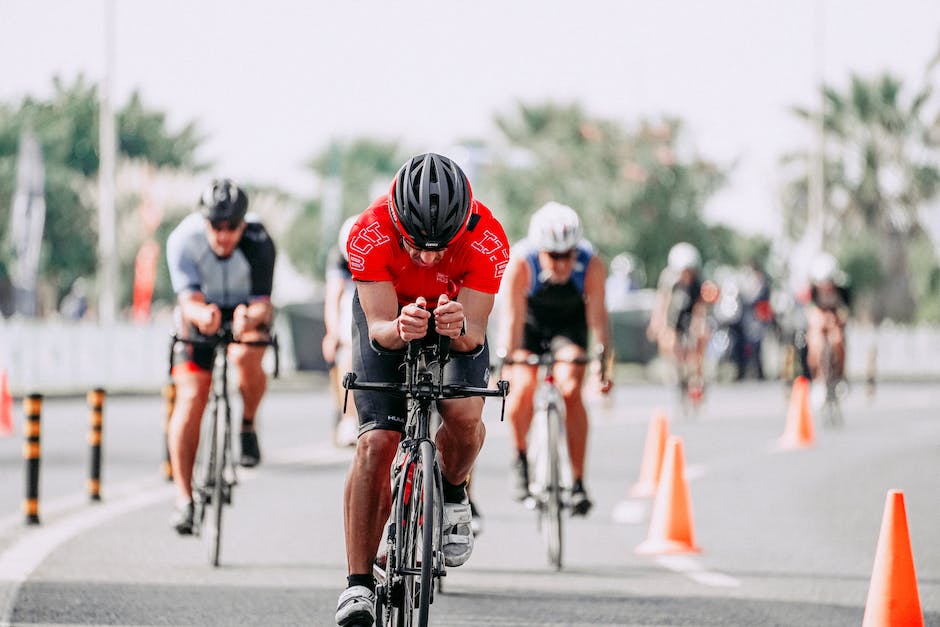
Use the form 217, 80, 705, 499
354, 431, 399, 474
230, 346, 264, 373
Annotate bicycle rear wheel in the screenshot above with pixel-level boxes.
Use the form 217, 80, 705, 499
207, 404, 227, 566
541, 406, 564, 570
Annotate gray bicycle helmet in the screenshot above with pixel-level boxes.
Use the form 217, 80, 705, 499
198, 179, 248, 224
388, 153, 473, 251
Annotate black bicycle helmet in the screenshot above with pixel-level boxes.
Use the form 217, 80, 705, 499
388, 153, 473, 250
198, 178, 248, 224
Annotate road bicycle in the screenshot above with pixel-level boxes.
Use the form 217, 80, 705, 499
168, 328, 279, 567
343, 336, 508, 627
502, 351, 593, 571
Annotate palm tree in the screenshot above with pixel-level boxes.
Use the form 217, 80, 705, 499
783, 73, 940, 322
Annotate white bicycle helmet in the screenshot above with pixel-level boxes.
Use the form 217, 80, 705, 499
528, 202, 583, 253
338, 216, 357, 262
667, 242, 701, 272
809, 252, 839, 284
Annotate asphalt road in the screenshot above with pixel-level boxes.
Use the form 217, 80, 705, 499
0, 375, 937, 626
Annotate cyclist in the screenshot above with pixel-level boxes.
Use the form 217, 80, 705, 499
805, 252, 850, 384
647, 242, 710, 398
497, 202, 612, 517
323, 216, 359, 447
165, 179, 276, 535
335, 153, 509, 627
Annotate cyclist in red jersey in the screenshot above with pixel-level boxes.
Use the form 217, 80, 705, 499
335, 153, 509, 627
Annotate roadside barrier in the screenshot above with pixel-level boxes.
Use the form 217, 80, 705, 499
636, 436, 700, 554
0, 368, 12, 437
87, 388, 105, 502
23, 393, 42, 525
778, 376, 814, 450
629, 410, 668, 498
863, 490, 923, 626
161, 383, 175, 481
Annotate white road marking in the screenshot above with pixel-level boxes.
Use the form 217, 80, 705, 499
656, 554, 741, 588
0, 439, 351, 625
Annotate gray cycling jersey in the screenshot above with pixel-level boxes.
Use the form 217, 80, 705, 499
166, 212, 276, 308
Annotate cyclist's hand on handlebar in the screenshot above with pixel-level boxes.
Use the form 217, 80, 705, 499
398, 296, 431, 342
598, 376, 613, 395
196, 303, 222, 336
434, 294, 465, 339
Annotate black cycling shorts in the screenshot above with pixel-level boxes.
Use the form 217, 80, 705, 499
351, 290, 491, 436
171, 307, 236, 373
522, 321, 588, 354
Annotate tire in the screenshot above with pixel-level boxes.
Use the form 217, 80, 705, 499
543, 404, 563, 571
416, 440, 435, 626
207, 402, 227, 567
191, 396, 216, 535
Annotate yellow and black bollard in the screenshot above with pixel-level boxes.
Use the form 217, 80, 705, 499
23, 393, 42, 525
87, 388, 105, 502
162, 383, 175, 481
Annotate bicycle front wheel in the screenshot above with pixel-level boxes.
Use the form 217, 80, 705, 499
542, 406, 564, 571
396, 440, 436, 627
207, 403, 227, 567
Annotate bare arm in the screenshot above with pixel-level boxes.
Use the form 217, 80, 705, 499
496, 256, 530, 357
321, 276, 345, 362
585, 255, 613, 390
584, 255, 611, 354
178, 291, 222, 336
447, 287, 495, 353
355, 280, 410, 350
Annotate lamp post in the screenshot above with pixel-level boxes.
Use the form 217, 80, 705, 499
97, 0, 118, 325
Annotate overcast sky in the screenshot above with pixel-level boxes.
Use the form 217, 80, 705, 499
1, 0, 938, 236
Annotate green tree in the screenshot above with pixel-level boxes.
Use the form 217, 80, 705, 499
287, 139, 404, 279
0, 75, 205, 314
782, 73, 940, 322
481, 102, 734, 284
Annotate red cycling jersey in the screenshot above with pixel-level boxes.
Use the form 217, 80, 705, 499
347, 195, 510, 306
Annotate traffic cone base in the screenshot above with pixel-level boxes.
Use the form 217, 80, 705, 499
862, 489, 923, 627
635, 436, 699, 555
630, 411, 668, 498
778, 376, 814, 450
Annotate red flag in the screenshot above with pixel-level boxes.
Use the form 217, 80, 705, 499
132, 239, 160, 323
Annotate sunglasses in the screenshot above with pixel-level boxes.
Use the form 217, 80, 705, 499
402, 238, 447, 254
546, 249, 575, 260
209, 220, 243, 232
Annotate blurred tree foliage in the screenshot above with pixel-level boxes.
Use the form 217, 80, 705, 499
286, 138, 403, 279
781, 73, 940, 323
0, 75, 204, 313
479, 103, 762, 286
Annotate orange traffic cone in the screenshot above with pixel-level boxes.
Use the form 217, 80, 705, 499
778, 376, 814, 450
636, 436, 700, 554
629, 410, 669, 497
862, 490, 923, 627
0, 368, 13, 437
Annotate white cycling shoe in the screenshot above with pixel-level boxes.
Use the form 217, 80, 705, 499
442, 502, 474, 567
335, 585, 375, 626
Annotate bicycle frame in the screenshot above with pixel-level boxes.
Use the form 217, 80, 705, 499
167, 329, 279, 567
344, 336, 508, 627
503, 352, 589, 570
